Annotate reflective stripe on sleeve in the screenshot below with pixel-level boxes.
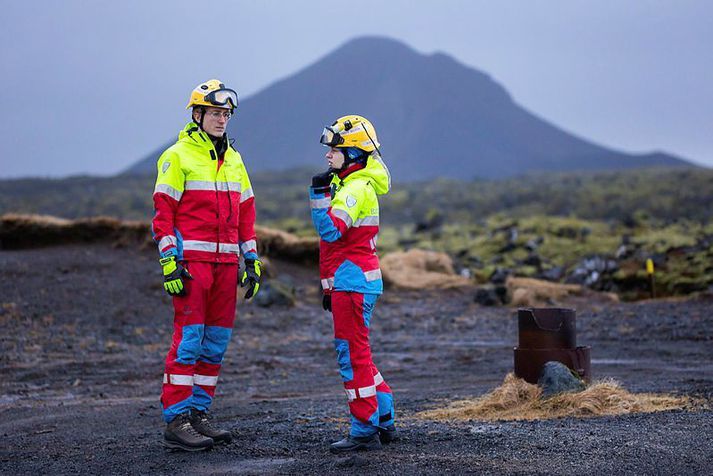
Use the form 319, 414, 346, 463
240, 187, 254, 202
310, 197, 331, 209
164, 374, 194, 386
364, 269, 382, 282
154, 183, 183, 201
240, 240, 257, 254
374, 372, 384, 386
353, 216, 379, 227
158, 235, 177, 251
332, 209, 353, 228
193, 374, 219, 386
321, 277, 335, 290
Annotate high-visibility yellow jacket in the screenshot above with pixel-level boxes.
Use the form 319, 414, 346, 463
151, 122, 258, 263
309, 154, 391, 294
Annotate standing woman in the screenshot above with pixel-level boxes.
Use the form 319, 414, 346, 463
309, 115, 396, 453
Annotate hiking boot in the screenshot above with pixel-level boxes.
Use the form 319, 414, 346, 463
379, 425, 398, 444
329, 433, 382, 454
189, 410, 233, 444
164, 413, 214, 451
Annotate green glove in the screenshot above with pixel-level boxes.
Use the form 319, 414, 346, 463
240, 259, 262, 299
159, 256, 193, 296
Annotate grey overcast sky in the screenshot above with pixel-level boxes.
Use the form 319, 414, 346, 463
1, 0, 711, 178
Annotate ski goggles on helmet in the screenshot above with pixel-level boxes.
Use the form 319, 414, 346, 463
204, 88, 239, 108
320, 126, 345, 147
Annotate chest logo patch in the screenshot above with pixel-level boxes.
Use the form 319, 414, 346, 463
346, 195, 357, 208
162, 161, 171, 174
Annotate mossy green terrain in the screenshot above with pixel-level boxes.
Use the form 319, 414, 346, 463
2, 166, 711, 299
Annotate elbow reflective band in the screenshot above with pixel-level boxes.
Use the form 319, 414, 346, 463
331, 209, 353, 228
154, 183, 183, 201
240, 187, 254, 202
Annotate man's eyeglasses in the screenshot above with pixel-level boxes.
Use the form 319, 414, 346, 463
206, 110, 232, 120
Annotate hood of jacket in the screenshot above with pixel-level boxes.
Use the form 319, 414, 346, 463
340, 153, 391, 195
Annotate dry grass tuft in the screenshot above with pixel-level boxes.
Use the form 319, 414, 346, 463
418, 373, 698, 421
381, 249, 472, 290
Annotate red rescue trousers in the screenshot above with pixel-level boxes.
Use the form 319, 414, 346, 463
332, 291, 395, 437
160, 261, 238, 422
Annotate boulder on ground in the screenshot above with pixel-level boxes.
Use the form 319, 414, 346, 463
380, 249, 471, 290
251, 278, 296, 307
537, 361, 586, 398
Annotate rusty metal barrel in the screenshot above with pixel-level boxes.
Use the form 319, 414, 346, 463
514, 307, 591, 383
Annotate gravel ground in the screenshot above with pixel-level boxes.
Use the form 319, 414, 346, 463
1, 243, 711, 475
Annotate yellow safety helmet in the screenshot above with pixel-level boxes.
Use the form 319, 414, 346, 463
320, 115, 380, 153
186, 79, 238, 110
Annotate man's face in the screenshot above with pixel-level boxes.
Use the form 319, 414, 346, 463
196, 107, 231, 137
325, 147, 345, 170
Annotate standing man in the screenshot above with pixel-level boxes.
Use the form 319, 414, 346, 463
152, 79, 262, 451
309, 115, 396, 453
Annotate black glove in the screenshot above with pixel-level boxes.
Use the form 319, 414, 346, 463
311, 169, 334, 192
240, 259, 262, 299
322, 293, 332, 312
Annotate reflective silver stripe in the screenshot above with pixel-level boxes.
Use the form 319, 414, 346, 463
321, 277, 334, 290
374, 372, 384, 386
310, 197, 331, 209
158, 235, 177, 251
193, 374, 218, 386
359, 385, 377, 398
332, 209, 353, 228
216, 181, 241, 192
240, 187, 254, 203
184, 180, 216, 191
165, 374, 193, 386
364, 269, 382, 282
154, 183, 183, 201
240, 240, 257, 254
354, 216, 379, 227
219, 243, 240, 254
344, 384, 377, 401
183, 240, 217, 252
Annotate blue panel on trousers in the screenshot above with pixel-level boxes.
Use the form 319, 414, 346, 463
163, 397, 194, 423
362, 293, 379, 328
200, 326, 232, 364
333, 338, 353, 382
176, 324, 204, 364
377, 391, 395, 428
191, 385, 213, 412
350, 410, 380, 437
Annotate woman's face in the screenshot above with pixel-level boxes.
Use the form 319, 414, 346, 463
325, 147, 345, 170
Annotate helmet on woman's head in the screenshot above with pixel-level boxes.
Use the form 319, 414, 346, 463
320, 115, 380, 153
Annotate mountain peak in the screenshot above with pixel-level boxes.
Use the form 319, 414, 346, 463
126, 36, 692, 179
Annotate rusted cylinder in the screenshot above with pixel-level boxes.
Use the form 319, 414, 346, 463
514, 307, 592, 384
514, 346, 592, 384
518, 307, 576, 349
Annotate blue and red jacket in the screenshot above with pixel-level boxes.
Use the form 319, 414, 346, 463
309, 154, 391, 295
